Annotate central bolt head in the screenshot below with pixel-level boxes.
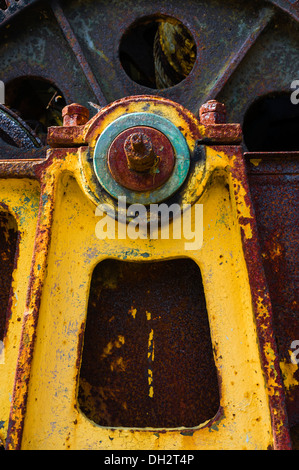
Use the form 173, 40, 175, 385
124, 132, 156, 172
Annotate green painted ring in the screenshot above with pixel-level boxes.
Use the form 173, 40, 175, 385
93, 112, 190, 205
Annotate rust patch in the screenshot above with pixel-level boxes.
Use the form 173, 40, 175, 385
230, 148, 292, 450
246, 152, 299, 444
0, 210, 19, 340
78, 258, 220, 429
108, 126, 175, 191
0, 159, 44, 179
47, 126, 86, 149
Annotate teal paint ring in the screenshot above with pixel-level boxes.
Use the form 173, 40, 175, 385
93, 112, 190, 205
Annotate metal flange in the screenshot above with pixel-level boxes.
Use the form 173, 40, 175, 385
80, 95, 205, 220
93, 112, 190, 204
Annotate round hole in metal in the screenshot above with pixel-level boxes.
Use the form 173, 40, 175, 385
119, 15, 197, 89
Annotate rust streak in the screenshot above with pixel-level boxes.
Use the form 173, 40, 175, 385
228, 147, 292, 450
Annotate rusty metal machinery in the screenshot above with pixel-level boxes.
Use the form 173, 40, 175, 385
0, 0, 298, 451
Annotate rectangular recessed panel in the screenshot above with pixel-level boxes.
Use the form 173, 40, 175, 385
78, 258, 220, 428
246, 153, 299, 447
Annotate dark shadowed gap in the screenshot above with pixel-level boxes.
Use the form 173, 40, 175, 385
0, 211, 18, 342
243, 92, 299, 152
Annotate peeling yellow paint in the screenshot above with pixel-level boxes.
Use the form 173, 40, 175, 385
0, 179, 40, 446
250, 159, 262, 167
101, 335, 125, 359
280, 359, 299, 390
148, 369, 154, 398
14, 161, 275, 450
231, 178, 253, 220
256, 295, 271, 322
269, 243, 282, 260
263, 342, 280, 397
146, 311, 151, 321
110, 357, 126, 372
128, 306, 137, 319
147, 329, 154, 362
147, 329, 154, 398
240, 222, 253, 240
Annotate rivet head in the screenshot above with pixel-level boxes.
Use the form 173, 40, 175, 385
199, 100, 226, 124
62, 103, 89, 126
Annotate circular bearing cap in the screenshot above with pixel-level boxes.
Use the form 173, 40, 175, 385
108, 126, 175, 192
93, 112, 190, 205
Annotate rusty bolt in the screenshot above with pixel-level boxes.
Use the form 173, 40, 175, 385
124, 132, 157, 172
199, 100, 226, 125
62, 103, 89, 127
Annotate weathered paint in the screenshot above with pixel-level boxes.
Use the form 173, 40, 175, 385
0, 96, 291, 450
0, 178, 40, 446
2, 150, 288, 449
0, 0, 298, 449
245, 152, 299, 445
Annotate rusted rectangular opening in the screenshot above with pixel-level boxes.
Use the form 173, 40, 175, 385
78, 258, 220, 429
0, 210, 18, 341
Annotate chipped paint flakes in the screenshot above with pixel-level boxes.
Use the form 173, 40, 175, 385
240, 222, 253, 239
147, 328, 154, 398
279, 359, 299, 390
263, 342, 280, 396
146, 310, 151, 321
250, 159, 262, 167
100, 335, 125, 359
128, 306, 137, 319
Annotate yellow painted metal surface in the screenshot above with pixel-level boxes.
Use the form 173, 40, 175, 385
0, 97, 289, 449
0, 179, 40, 444
12, 148, 272, 450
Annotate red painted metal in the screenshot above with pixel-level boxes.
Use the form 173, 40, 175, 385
108, 126, 175, 191
62, 103, 89, 127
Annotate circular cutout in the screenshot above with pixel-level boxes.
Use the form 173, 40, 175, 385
119, 16, 197, 89
5, 76, 66, 144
